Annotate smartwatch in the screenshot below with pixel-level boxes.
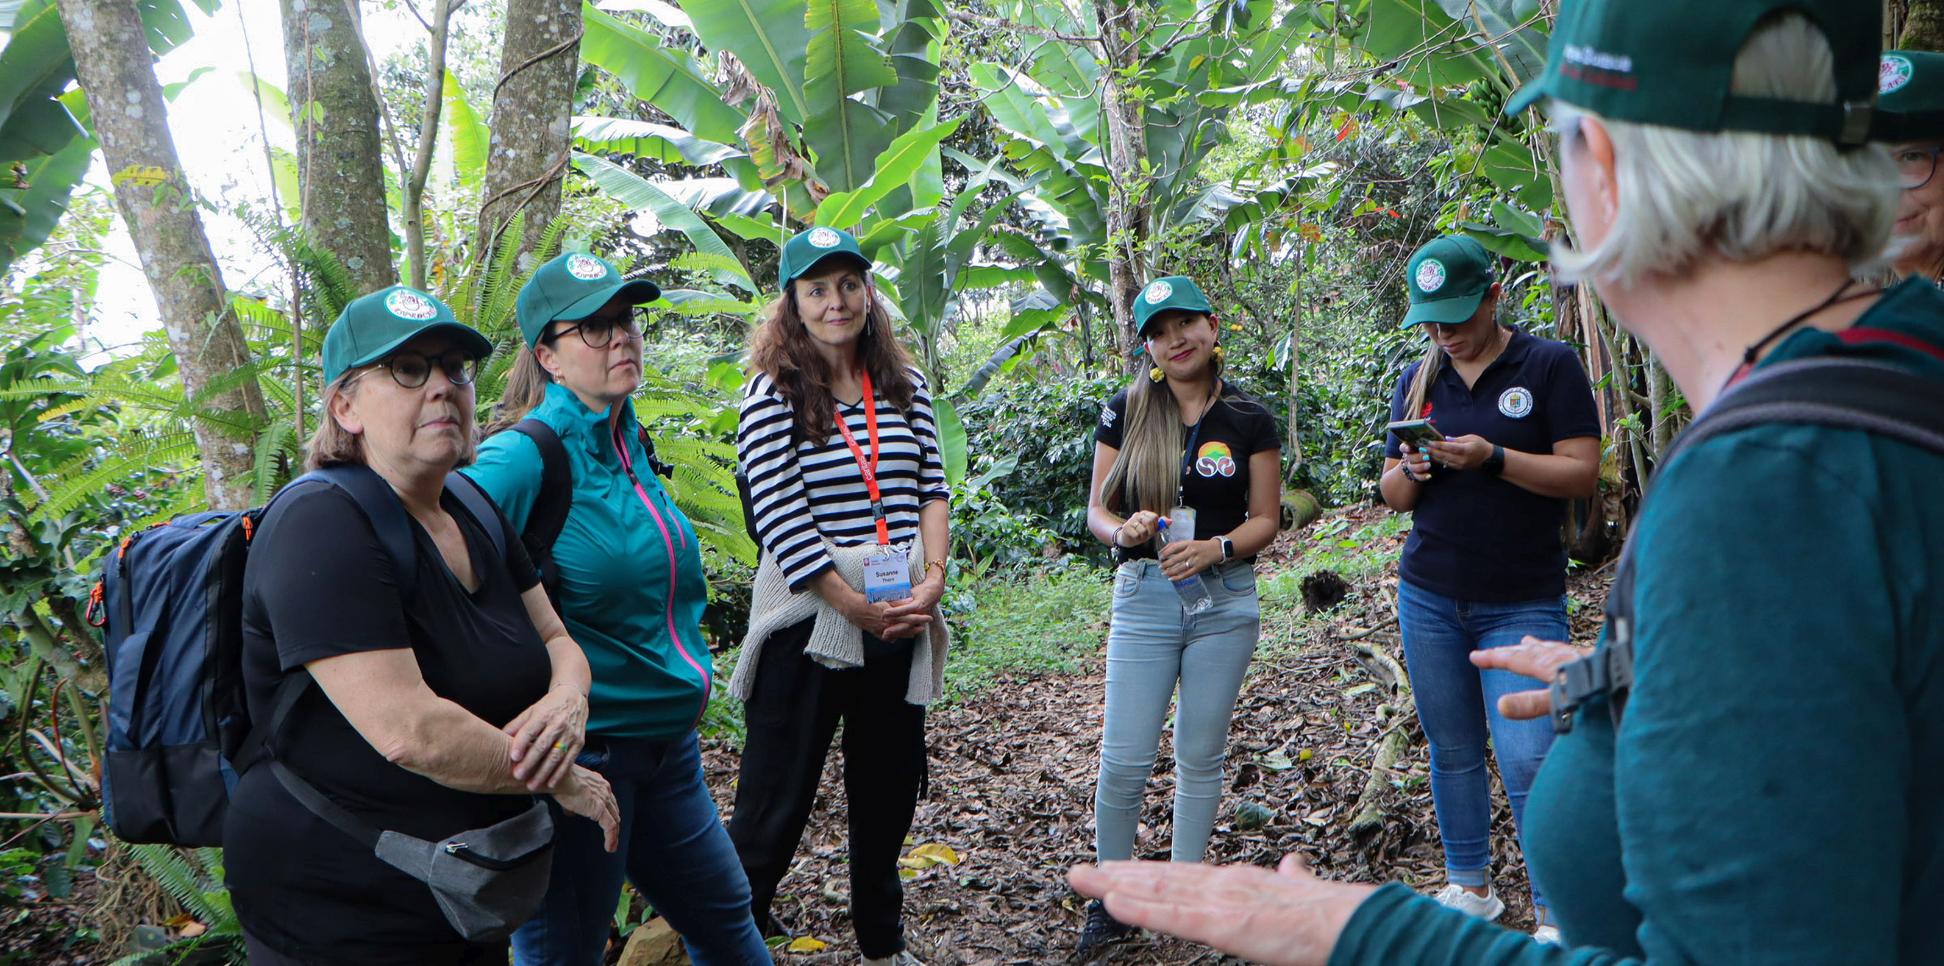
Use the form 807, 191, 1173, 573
1217, 536, 1234, 562
1483, 444, 1506, 476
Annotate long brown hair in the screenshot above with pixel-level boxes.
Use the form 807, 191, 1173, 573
749, 280, 917, 445
1101, 314, 1224, 516
486, 343, 551, 436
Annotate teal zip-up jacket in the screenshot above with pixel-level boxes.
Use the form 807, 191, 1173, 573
464, 382, 711, 739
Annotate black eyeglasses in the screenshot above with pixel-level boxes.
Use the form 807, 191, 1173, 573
1896, 145, 1943, 190
548, 307, 648, 349
380, 350, 479, 389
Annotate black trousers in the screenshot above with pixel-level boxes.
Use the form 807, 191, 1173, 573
727, 618, 927, 960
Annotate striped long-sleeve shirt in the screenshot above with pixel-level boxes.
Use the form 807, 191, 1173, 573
737, 366, 950, 590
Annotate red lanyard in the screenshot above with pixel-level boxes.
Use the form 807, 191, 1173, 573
832, 368, 890, 545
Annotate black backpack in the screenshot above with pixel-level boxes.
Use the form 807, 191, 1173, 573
1549, 351, 1944, 734
504, 417, 672, 610
90, 465, 505, 846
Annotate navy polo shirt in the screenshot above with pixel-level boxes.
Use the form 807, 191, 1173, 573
1386, 329, 1600, 602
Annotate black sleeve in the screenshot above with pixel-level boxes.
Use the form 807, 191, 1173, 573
250, 486, 412, 672
1384, 366, 1415, 459
1247, 399, 1281, 456
1095, 388, 1130, 448
1544, 343, 1602, 444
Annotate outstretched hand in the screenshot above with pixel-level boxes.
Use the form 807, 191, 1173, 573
1067, 855, 1373, 966
1471, 636, 1593, 720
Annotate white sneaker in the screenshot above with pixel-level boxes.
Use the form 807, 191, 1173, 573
861, 952, 923, 966
1432, 883, 1506, 921
1532, 924, 1562, 945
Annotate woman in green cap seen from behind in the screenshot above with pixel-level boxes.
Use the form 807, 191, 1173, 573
1074, 274, 1282, 959
466, 253, 771, 965
728, 226, 950, 966
1070, 3, 1944, 963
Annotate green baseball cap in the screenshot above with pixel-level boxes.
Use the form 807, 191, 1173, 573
515, 252, 662, 348
322, 286, 492, 385
1132, 276, 1215, 336
1402, 236, 1495, 328
1879, 51, 1944, 121
1505, 0, 1887, 146
779, 226, 871, 291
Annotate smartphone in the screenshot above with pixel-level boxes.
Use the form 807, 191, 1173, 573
1386, 418, 1445, 449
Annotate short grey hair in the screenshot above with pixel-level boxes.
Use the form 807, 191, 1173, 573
1548, 14, 1899, 286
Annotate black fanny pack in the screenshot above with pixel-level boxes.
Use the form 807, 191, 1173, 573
270, 761, 554, 942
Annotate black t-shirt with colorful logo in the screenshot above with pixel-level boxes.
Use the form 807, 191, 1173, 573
1095, 382, 1281, 561
1385, 329, 1601, 602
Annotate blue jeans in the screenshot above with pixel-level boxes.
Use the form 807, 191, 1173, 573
511, 732, 770, 966
1397, 579, 1564, 912
1095, 558, 1261, 864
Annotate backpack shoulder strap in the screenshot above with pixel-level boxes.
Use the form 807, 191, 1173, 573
444, 472, 508, 562
302, 465, 421, 601
1551, 356, 1944, 735
509, 418, 572, 555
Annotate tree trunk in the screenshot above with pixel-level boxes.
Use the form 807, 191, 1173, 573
57, 0, 267, 511
477, 0, 581, 269
1903, 0, 1944, 50
280, 0, 396, 293
1093, 0, 1151, 371
404, 0, 459, 289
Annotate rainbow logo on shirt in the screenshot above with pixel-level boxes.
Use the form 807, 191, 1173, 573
1194, 441, 1236, 478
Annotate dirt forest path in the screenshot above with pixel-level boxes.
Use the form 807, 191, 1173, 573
697, 509, 1613, 965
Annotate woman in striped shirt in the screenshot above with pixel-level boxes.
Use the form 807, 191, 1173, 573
726, 226, 950, 966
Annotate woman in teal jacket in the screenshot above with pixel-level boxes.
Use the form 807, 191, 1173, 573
466, 252, 769, 965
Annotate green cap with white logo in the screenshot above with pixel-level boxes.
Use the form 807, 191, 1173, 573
1133, 276, 1215, 336
1879, 51, 1944, 120
322, 285, 492, 385
779, 226, 871, 292
1505, 0, 1900, 146
515, 252, 662, 348
1402, 236, 1495, 328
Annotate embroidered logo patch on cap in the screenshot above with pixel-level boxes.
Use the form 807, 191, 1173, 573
566, 253, 609, 280
1499, 386, 1534, 419
385, 289, 439, 321
808, 227, 843, 249
1416, 259, 1448, 294
1144, 280, 1174, 304
1883, 54, 1916, 94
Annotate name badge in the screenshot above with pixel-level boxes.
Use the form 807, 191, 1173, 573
862, 546, 913, 603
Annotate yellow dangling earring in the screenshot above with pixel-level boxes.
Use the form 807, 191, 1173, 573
1212, 344, 1225, 364
1149, 365, 1165, 382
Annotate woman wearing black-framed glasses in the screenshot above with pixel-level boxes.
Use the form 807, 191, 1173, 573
1882, 50, 1944, 281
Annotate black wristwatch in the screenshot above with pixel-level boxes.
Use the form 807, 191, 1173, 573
1217, 536, 1234, 562
1482, 444, 1506, 476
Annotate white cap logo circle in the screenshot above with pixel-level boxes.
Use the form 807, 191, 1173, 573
384, 289, 439, 321
1143, 280, 1174, 305
808, 227, 843, 249
1416, 259, 1448, 294
1883, 55, 1915, 94
565, 253, 608, 280
1498, 386, 1534, 419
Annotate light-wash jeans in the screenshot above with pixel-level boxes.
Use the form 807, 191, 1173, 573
1094, 557, 1261, 864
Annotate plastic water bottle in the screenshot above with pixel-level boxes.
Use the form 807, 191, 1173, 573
1158, 507, 1214, 615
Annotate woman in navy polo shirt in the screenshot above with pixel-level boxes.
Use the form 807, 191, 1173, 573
1376, 235, 1599, 940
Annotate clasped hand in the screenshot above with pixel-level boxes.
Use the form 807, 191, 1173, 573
846, 573, 944, 641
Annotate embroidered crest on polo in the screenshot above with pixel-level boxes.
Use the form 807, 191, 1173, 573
1499, 386, 1534, 419
1883, 54, 1916, 94
1144, 280, 1174, 305
384, 288, 438, 321
807, 227, 843, 249
565, 253, 608, 280
1416, 259, 1448, 294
